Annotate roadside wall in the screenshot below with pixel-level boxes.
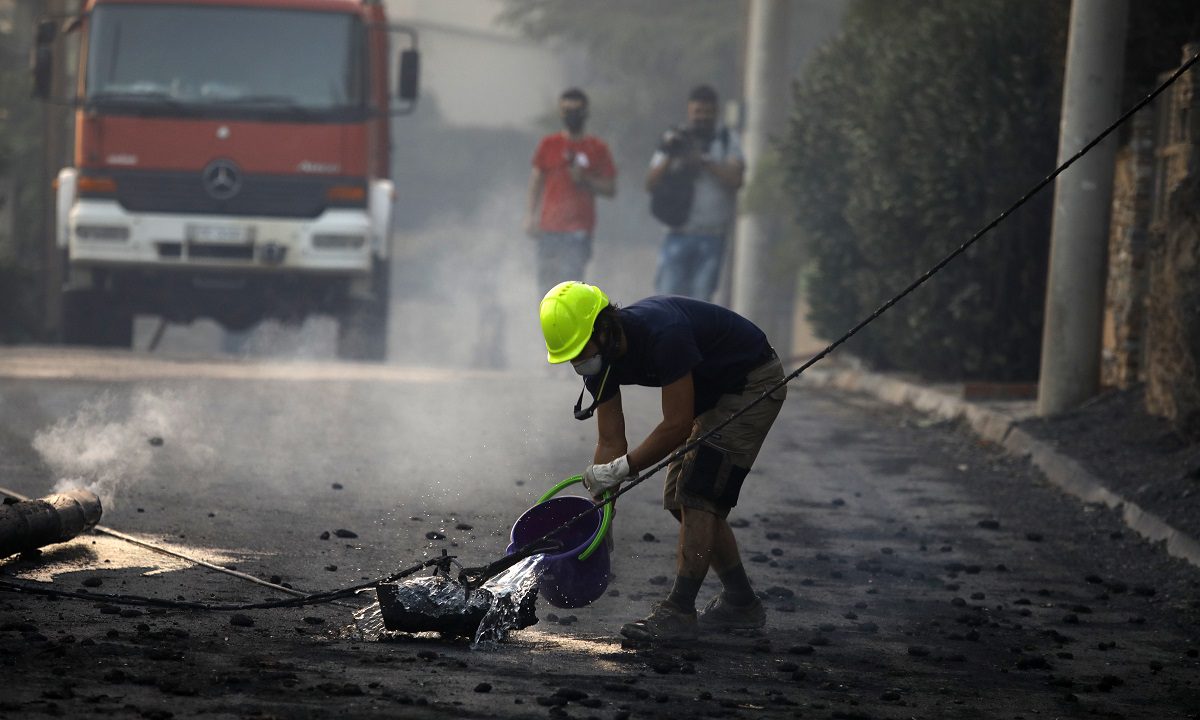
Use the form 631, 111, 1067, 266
1109, 42, 1200, 434
1099, 43, 1200, 432
1101, 111, 1155, 388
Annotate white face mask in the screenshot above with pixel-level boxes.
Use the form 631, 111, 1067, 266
573, 353, 604, 376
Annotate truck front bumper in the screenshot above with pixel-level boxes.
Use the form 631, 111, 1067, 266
67, 199, 374, 274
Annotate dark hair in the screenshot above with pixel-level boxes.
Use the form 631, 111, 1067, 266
560, 87, 589, 107
688, 84, 718, 105
593, 304, 622, 351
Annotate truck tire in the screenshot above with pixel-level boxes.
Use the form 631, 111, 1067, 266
336, 259, 390, 362
61, 290, 134, 349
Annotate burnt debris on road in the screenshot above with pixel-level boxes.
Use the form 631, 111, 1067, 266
0, 489, 103, 559
1, 372, 1198, 719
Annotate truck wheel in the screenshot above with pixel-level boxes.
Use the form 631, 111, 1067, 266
61, 290, 133, 349
336, 259, 391, 362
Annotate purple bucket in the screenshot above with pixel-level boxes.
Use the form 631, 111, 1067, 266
506, 477, 612, 609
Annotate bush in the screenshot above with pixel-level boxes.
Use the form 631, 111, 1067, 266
782, 0, 1068, 380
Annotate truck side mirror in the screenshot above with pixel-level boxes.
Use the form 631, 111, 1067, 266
31, 19, 58, 100
386, 24, 418, 116
397, 49, 419, 102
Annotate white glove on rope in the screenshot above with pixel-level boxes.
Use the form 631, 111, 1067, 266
583, 455, 631, 499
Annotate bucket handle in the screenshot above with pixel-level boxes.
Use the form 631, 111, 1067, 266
536, 475, 613, 562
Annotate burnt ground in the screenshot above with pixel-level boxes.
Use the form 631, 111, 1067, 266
1017, 385, 1200, 542
1, 351, 1199, 719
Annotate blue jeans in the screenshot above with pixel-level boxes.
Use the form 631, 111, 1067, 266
537, 231, 592, 295
655, 232, 725, 300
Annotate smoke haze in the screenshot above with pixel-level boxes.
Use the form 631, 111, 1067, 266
35, 389, 216, 510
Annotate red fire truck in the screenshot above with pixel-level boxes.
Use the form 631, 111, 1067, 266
32, 0, 418, 360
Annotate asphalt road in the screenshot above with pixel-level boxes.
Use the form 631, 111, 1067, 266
1, 347, 1198, 720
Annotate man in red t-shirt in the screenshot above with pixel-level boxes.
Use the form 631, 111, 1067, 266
525, 88, 617, 294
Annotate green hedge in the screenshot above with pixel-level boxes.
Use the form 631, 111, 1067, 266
782, 0, 1068, 380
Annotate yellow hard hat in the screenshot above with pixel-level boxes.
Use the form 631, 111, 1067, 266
540, 281, 610, 364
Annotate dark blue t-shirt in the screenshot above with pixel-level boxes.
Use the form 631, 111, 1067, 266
584, 296, 771, 416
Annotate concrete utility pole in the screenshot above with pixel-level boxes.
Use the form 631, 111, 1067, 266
732, 0, 792, 350
1037, 0, 1128, 416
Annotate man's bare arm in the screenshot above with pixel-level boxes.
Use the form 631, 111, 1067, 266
627, 373, 694, 473
524, 168, 545, 238
593, 391, 628, 464
704, 157, 745, 191
586, 173, 616, 198
645, 159, 671, 193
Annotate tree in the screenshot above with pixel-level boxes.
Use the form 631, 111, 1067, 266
783, 0, 1069, 380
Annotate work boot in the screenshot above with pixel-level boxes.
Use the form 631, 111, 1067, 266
698, 593, 766, 631
619, 600, 698, 641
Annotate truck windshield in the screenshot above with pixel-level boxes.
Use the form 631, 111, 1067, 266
85, 4, 364, 119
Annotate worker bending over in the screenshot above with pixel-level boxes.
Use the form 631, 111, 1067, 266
539, 281, 786, 641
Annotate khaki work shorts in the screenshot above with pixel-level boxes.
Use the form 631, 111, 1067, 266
664, 356, 786, 517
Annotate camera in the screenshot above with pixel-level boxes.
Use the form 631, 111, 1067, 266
659, 126, 695, 158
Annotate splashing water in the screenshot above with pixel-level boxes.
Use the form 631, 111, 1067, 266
349, 592, 389, 642
349, 556, 546, 648
471, 556, 545, 647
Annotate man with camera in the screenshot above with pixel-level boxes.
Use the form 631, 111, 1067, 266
526, 88, 618, 295
645, 85, 745, 301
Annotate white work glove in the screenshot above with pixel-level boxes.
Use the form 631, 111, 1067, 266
582, 455, 631, 499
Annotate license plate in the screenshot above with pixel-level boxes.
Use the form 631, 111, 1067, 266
185, 223, 252, 243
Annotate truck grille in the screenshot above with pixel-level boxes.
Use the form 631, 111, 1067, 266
157, 241, 259, 262
111, 170, 358, 219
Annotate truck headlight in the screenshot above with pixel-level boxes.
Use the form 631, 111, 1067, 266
76, 225, 130, 242
312, 234, 366, 250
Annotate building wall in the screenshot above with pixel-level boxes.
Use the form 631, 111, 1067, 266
1138, 43, 1200, 432
385, 0, 577, 129
1101, 111, 1156, 388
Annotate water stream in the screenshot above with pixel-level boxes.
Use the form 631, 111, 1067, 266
348, 556, 546, 648
470, 556, 545, 647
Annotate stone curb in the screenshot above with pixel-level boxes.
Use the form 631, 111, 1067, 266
802, 367, 1200, 570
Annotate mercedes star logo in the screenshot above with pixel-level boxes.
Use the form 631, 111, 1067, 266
202, 159, 242, 201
